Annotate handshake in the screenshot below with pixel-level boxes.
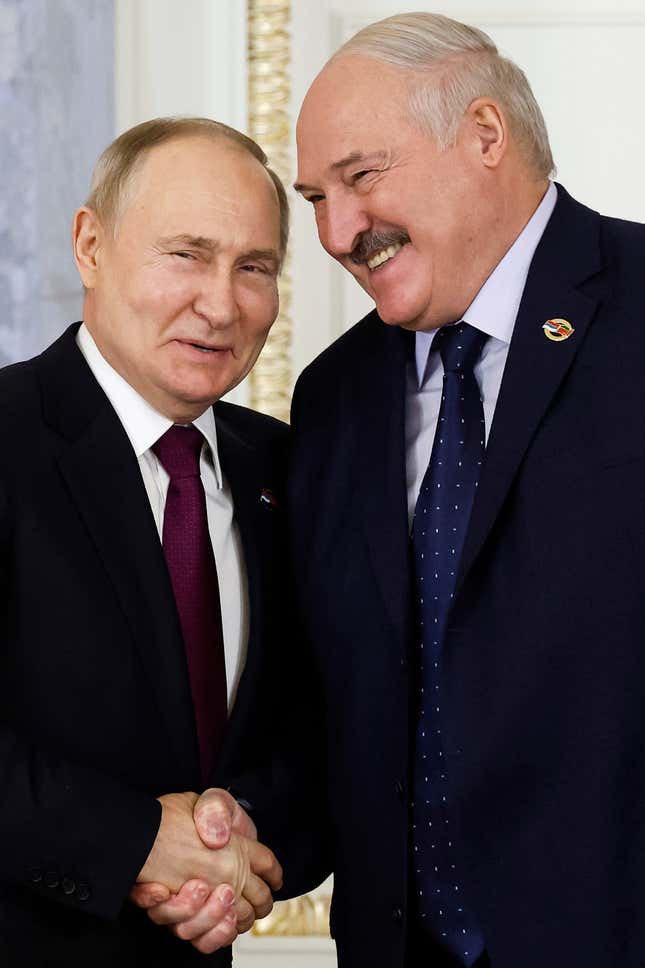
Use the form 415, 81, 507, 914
130, 788, 282, 954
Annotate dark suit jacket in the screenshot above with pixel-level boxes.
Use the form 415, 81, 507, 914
0, 324, 289, 966
288, 185, 645, 967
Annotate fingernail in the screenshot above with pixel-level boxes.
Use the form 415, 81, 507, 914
193, 885, 208, 902
218, 886, 235, 906
208, 822, 227, 840
151, 892, 166, 904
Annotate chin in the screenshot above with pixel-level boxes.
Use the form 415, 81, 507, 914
166, 383, 223, 416
375, 301, 426, 330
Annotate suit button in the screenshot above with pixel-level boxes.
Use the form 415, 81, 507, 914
77, 883, 91, 902
400, 655, 408, 670
394, 780, 405, 799
44, 871, 59, 889
62, 877, 76, 896
392, 906, 403, 922
30, 867, 43, 884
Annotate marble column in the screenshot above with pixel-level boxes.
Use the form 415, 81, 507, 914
0, 0, 113, 365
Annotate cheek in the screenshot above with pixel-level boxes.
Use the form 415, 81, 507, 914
314, 210, 331, 251
240, 284, 279, 336
128, 266, 195, 318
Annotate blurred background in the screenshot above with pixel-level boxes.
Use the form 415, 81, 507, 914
1, 0, 644, 962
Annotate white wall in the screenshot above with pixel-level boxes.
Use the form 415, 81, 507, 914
115, 0, 247, 133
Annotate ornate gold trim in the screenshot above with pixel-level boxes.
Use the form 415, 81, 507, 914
247, 0, 292, 422
252, 892, 332, 937
246, 1, 332, 939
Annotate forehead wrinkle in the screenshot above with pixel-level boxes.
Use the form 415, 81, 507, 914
139, 177, 245, 217
294, 149, 388, 193
330, 149, 387, 172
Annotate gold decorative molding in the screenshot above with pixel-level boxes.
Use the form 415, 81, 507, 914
247, 0, 333, 941
252, 892, 332, 937
247, 0, 292, 423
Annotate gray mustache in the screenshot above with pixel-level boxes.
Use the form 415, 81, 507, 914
350, 229, 411, 265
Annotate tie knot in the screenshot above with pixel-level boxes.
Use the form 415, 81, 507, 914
152, 425, 204, 480
435, 322, 486, 374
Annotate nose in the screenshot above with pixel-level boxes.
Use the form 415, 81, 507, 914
193, 269, 241, 328
318, 193, 371, 260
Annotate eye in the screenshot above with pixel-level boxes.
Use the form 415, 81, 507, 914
352, 169, 379, 186
303, 194, 324, 205
173, 251, 196, 260
240, 263, 273, 275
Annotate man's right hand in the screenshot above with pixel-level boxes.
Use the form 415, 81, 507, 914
135, 791, 281, 914
131, 789, 272, 953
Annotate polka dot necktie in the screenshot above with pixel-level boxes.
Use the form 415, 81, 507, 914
411, 322, 487, 966
153, 425, 228, 784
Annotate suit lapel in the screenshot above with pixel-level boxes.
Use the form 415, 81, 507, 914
357, 319, 412, 649
457, 187, 604, 590
38, 328, 199, 781
214, 411, 276, 759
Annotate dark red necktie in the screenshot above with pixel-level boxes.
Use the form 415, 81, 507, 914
152, 424, 227, 783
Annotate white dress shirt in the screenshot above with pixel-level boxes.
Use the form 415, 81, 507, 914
406, 181, 558, 525
76, 324, 248, 710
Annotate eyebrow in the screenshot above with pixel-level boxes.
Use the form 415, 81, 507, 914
159, 237, 280, 266
159, 234, 217, 251
239, 248, 281, 268
293, 151, 386, 194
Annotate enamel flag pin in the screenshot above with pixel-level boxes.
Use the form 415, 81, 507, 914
260, 488, 278, 509
543, 318, 575, 342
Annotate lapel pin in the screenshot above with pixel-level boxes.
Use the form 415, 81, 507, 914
260, 488, 278, 509
543, 318, 575, 342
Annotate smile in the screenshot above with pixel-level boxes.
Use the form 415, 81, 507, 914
367, 242, 404, 271
176, 339, 228, 354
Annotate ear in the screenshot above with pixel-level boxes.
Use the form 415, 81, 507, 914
466, 97, 507, 169
72, 207, 106, 289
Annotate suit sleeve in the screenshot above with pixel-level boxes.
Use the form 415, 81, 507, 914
222, 400, 333, 899
225, 637, 333, 900
0, 485, 161, 921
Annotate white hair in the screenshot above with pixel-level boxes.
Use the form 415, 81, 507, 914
337, 12, 554, 178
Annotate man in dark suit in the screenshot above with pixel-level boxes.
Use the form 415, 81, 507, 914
0, 117, 288, 965
153, 10, 645, 968
286, 12, 645, 968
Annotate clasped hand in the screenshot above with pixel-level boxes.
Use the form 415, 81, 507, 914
130, 789, 282, 954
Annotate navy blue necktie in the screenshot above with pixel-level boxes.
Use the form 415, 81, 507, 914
411, 322, 487, 965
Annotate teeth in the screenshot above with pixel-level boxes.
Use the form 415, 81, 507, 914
367, 242, 403, 270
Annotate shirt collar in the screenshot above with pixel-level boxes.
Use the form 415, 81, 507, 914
415, 180, 558, 388
76, 323, 223, 487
